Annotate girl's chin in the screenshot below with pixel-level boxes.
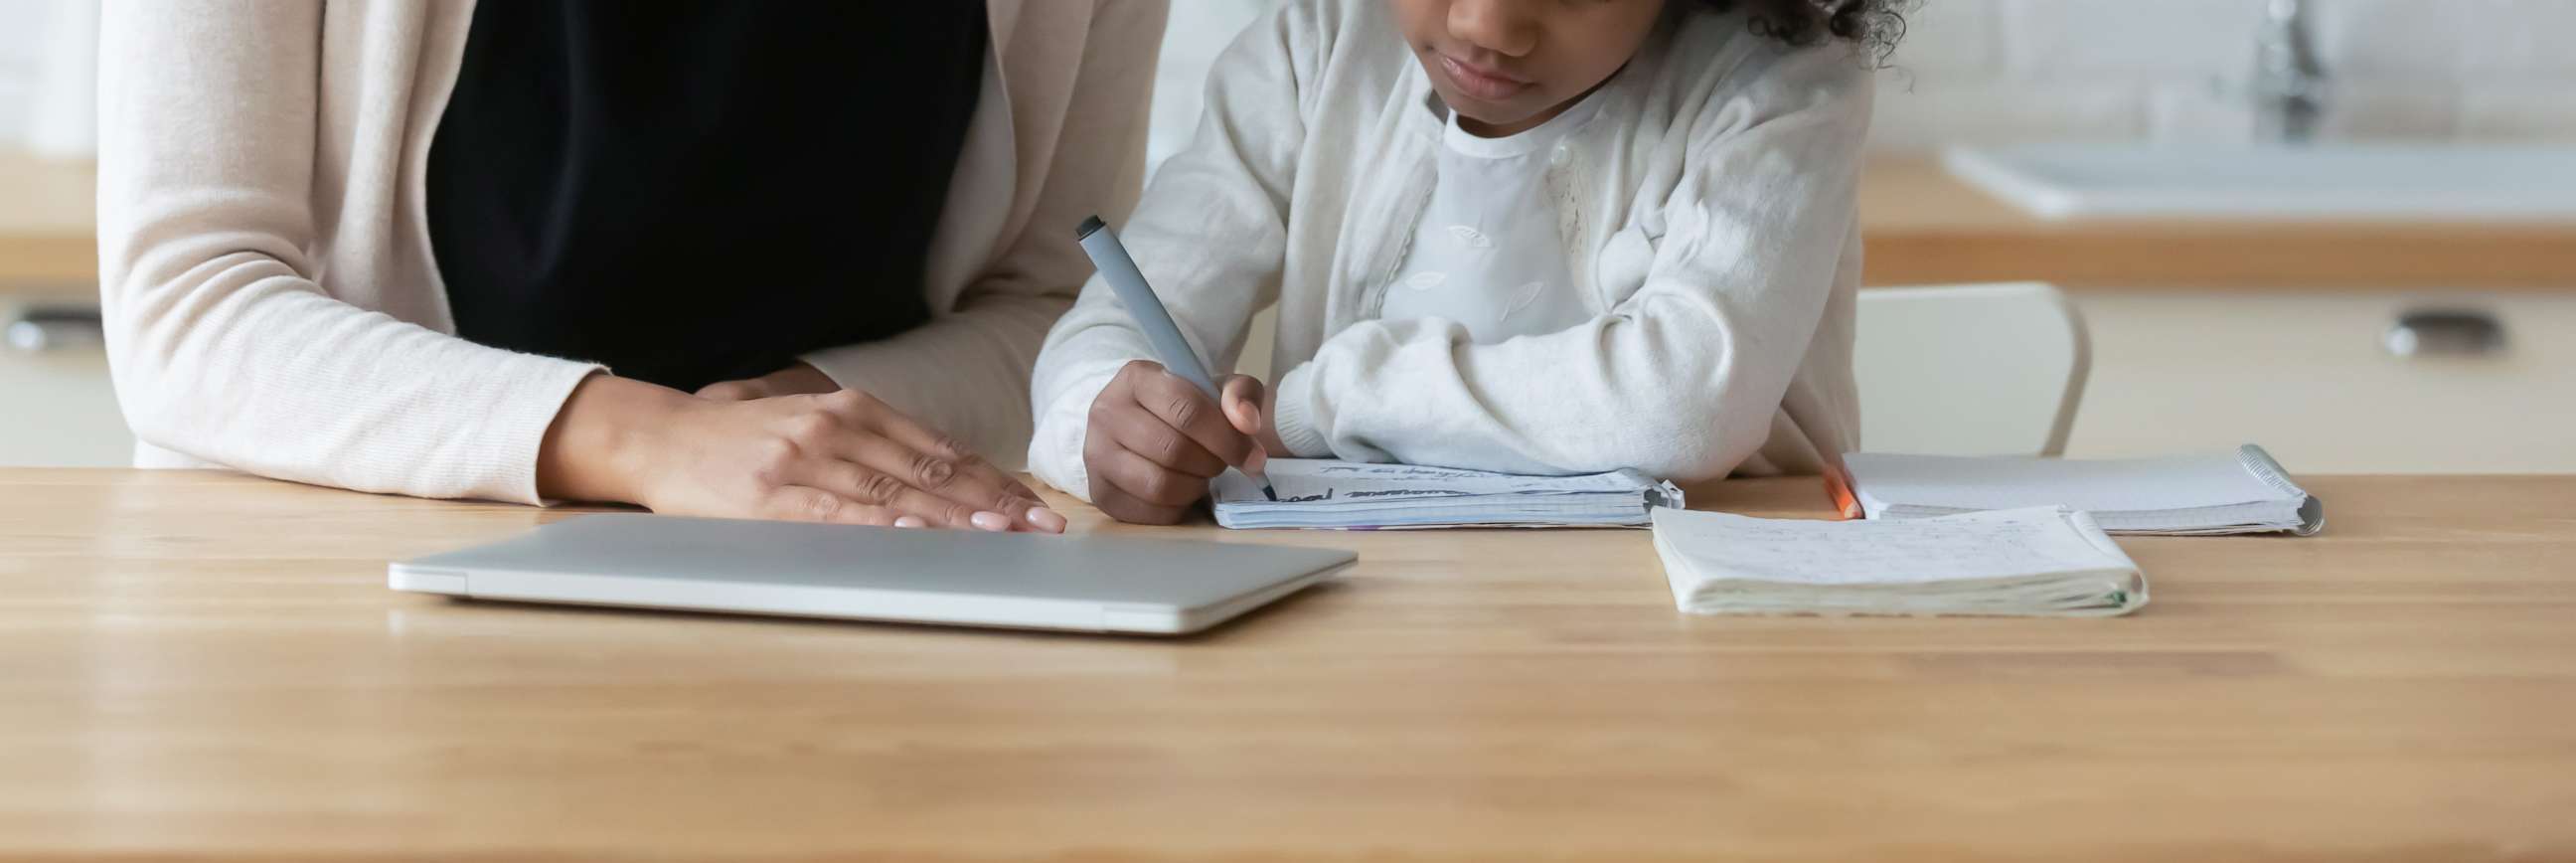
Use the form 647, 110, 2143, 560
1436, 89, 1540, 127
1449, 103, 1548, 133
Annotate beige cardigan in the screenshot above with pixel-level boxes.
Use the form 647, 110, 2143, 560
95, 0, 1164, 504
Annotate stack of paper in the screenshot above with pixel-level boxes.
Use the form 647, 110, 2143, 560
1842, 444, 2324, 536
1652, 506, 2148, 617
1211, 458, 1684, 530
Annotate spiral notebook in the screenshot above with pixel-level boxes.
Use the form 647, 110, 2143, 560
1841, 445, 2325, 536
1210, 459, 1683, 530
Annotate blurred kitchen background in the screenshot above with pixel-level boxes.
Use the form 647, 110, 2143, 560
5, 0, 2571, 471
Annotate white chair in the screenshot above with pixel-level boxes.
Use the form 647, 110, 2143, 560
1854, 282, 2090, 456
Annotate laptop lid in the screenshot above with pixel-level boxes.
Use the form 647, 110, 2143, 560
390, 513, 1355, 635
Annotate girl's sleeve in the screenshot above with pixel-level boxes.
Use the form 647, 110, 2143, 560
799, 0, 1167, 470
1267, 46, 1872, 482
96, 0, 603, 505
1023, 2, 1324, 501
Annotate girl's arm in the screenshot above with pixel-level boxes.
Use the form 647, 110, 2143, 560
1025, 2, 1327, 501
97, 0, 602, 504
794, 0, 1167, 470
1269, 47, 1872, 482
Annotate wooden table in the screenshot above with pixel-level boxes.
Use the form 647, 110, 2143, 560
3, 470, 2572, 861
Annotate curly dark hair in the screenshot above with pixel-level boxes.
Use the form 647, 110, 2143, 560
1702, 0, 1916, 64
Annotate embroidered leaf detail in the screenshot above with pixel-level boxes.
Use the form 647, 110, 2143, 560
1500, 281, 1545, 320
1445, 225, 1494, 249
1404, 271, 1449, 291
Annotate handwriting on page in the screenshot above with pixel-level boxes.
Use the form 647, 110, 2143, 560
1268, 487, 1476, 503
1313, 463, 1494, 479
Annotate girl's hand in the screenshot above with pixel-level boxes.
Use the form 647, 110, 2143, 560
1083, 361, 1271, 525
1223, 374, 1289, 457
542, 375, 1065, 532
697, 362, 840, 402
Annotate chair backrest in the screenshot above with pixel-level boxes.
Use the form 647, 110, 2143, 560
1854, 282, 2090, 456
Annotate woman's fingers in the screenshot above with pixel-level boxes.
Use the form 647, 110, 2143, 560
760, 485, 904, 526
625, 388, 1064, 532
795, 391, 1058, 532
819, 391, 1059, 531
792, 456, 996, 531
822, 432, 1026, 531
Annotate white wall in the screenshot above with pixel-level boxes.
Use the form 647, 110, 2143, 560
10, 2, 2572, 153
0, 0, 48, 144
1148, 0, 2576, 161
1878, 0, 2576, 149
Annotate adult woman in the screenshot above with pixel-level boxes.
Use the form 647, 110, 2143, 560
95, 1, 1166, 532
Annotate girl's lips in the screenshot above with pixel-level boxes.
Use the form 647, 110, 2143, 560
1438, 54, 1530, 101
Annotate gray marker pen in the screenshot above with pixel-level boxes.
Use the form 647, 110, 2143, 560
1076, 216, 1279, 502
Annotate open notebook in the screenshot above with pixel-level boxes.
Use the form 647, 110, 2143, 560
1210, 459, 1684, 530
1653, 506, 2149, 617
1842, 445, 2325, 536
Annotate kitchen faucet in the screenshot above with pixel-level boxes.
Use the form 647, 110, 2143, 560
2252, 0, 2328, 144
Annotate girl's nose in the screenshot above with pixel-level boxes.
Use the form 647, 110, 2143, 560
1446, 0, 1538, 58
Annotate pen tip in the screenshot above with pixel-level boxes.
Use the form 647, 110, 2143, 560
1262, 483, 1280, 502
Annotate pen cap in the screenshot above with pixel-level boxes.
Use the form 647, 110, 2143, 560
1073, 216, 1220, 395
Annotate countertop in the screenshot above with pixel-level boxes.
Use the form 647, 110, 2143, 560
4, 469, 2571, 860
0, 150, 91, 299
9, 150, 2576, 297
1859, 158, 2576, 289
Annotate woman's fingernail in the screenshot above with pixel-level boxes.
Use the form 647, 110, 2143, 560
893, 516, 927, 529
1027, 507, 1068, 533
970, 511, 1012, 532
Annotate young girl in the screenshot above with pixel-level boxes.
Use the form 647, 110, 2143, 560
1030, 0, 1908, 524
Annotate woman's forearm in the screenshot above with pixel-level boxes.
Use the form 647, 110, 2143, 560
537, 374, 690, 504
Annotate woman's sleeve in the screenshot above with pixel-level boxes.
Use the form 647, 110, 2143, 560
801, 0, 1168, 470
1022, 1, 1321, 501
1266, 47, 1871, 482
96, 0, 603, 504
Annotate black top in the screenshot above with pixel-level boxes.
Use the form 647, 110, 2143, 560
427, 2, 988, 393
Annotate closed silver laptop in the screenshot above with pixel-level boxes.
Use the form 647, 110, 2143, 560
391, 513, 1354, 635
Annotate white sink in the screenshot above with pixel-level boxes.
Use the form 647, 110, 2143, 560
1944, 144, 2576, 222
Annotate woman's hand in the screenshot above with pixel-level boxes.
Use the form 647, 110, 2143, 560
697, 362, 840, 402
541, 375, 1065, 532
1082, 360, 1273, 525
